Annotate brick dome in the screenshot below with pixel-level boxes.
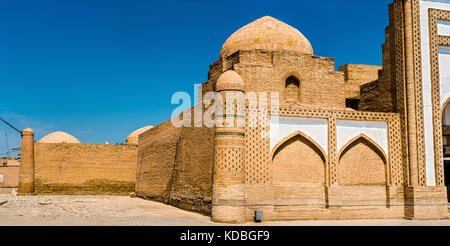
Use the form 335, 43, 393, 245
126, 126, 154, 145
216, 70, 245, 92
221, 16, 313, 58
38, 131, 80, 144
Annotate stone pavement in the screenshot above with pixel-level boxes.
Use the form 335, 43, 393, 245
0, 195, 448, 226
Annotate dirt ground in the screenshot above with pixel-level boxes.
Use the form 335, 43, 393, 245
0, 193, 449, 226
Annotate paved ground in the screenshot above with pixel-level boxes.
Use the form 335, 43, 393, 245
0, 188, 16, 194
0, 194, 449, 226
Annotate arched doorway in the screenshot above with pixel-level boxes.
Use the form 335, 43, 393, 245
442, 99, 450, 202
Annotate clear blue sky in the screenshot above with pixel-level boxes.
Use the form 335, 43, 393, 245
0, 0, 392, 155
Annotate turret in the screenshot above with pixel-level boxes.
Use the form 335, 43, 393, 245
211, 70, 246, 223
18, 128, 35, 194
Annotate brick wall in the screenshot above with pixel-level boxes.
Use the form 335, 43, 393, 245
169, 125, 215, 214
135, 120, 182, 201
206, 50, 347, 109
0, 166, 20, 188
33, 143, 137, 195
338, 64, 382, 99
359, 4, 397, 112
135, 114, 215, 215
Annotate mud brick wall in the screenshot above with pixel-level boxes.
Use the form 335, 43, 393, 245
359, 4, 397, 112
135, 115, 215, 215
338, 64, 382, 99
135, 120, 182, 201
0, 166, 20, 188
33, 143, 137, 195
169, 125, 215, 215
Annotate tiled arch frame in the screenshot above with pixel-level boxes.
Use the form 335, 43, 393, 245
270, 130, 328, 163
391, 0, 428, 187
426, 8, 450, 187
393, 0, 428, 186
393, 0, 411, 187
246, 107, 404, 187
412, 0, 428, 186
337, 134, 388, 165
337, 133, 390, 186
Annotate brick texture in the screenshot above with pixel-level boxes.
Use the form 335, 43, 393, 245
135, 113, 215, 215
33, 143, 137, 195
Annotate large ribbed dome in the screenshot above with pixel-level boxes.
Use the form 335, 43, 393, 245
38, 131, 80, 144
221, 16, 313, 58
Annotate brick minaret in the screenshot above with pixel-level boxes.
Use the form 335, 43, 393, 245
211, 70, 246, 223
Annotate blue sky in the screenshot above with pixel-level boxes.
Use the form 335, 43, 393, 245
0, 0, 392, 155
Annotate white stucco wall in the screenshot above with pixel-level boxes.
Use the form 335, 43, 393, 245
269, 117, 389, 159
440, 47, 450, 125
420, 0, 450, 186
269, 117, 328, 154
336, 120, 389, 157
439, 46, 450, 106
438, 19, 450, 36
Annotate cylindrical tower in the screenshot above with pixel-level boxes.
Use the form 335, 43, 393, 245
212, 70, 246, 223
18, 128, 35, 195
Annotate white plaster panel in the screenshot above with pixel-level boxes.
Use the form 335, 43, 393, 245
439, 46, 450, 106
438, 19, 450, 36
336, 120, 388, 157
419, 0, 450, 186
270, 117, 328, 154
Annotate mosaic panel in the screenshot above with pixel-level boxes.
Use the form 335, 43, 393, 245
215, 147, 245, 172
394, 0, 411, 186
245, 106, 270, 184
412, 0, 427, 186
426, 8, 450, 187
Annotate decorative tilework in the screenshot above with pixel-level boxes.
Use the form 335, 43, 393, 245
215, 147, 245, 172
426, 8, 450, 187
412, 0, 427, 186
256, 106, 405, 187
394, 0, 411, 186
388, 115, 404, 185
245, 106, 270, 184
328, 112, 337, 185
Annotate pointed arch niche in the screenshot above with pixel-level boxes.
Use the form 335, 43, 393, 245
337, 134, 387, 186
271, 131, 328, 207
285, 76, 300, 102
441, 96, 450, 127
441, 97, 450, 202
271, 131, 327, 186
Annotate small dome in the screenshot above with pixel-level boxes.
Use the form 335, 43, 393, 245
22, 128, 34, 136
216, 70, 245, 92
126, 126, 154, 145
221, 16, 313, 58
38, 131, 80, 144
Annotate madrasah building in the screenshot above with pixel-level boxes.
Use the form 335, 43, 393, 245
17, 0, 450, 223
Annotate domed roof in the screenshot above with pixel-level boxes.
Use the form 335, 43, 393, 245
126, 125, 154, 145
38, 131, 80, 144
216, 70, 245, 91
22, 128, 34, 135
221, 16, 313, 58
